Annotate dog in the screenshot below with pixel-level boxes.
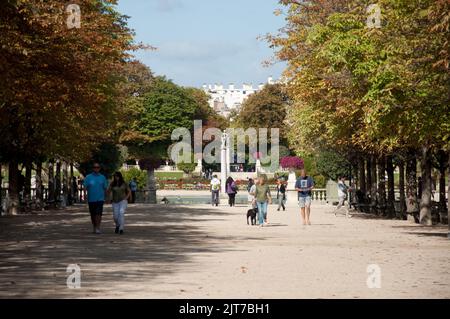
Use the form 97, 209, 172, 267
247, 207, 258, 225
161, 197, 170, 205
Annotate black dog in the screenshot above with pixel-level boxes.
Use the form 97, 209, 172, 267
247, 207, 258, 225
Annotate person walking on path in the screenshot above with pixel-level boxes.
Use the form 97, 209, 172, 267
108, 172, 131, 235
210, 175, 220, 206
251, 175, 272, 227
83, 163, 108, 234
247, 178, 254, 193
333, 176, 352, 218
276, 178, 286, 211
226, 177, 238, 207
247, 178, 255, 205
295, 169, 314, 225
129, 178, 137, 204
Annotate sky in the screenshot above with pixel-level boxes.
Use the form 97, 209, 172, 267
116, 0, 287, 88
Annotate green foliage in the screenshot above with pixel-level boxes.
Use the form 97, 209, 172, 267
136, 76, 196, 143
0, 0, 138, 163
122, 76, 198, 162
155, 171, 184, 180
177, 162, 197, 175
120, 167, 147, 190
234, 84, 289, 142
78, 142, 124, 178
269, 0, 450, 159
316, 149, 351, 181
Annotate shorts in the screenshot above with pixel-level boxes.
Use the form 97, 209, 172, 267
298, 196, 311, 208
88, 201, 104, 217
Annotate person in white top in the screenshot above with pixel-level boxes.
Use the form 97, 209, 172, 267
334, 176, 352, 218
210, 175, 220, 206
249, 178, 258, 209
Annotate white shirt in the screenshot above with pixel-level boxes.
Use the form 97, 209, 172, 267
337, 180, 347, 197
211, 178, 220, 191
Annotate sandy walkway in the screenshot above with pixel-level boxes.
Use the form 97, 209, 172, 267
0, 201, 448, 298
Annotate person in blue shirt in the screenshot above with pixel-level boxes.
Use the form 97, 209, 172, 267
129, 178, 138, 204
83, 163, 108, 234
295, 169, 315, 225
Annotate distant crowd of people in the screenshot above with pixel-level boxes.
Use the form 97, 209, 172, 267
209, 169, 317, 227
82, 162, 355, 234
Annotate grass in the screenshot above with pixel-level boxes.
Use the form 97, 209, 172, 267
155, 171, 184, 179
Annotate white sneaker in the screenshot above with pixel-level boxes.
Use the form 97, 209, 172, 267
95, 229, 102, 234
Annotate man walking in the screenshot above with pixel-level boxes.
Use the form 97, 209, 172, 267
295, 169, 314, 225
333, 176, 352, 218
83, 163, 108, 234
210, 175, 220, 206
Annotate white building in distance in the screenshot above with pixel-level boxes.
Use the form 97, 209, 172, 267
202, 76, 276, 117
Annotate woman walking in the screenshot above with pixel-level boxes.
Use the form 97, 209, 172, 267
226, 177, 238, 207
108, 172, 131, 235
251, 175, 272, 227
276, 178, 286, 211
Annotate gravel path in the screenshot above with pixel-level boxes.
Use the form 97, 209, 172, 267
0, 201, 448, 298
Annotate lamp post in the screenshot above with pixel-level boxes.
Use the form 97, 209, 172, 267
221, 132, 230, 194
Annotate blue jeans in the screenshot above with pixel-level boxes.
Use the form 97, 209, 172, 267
256, 201, 268, 225
211, 191, 219, 206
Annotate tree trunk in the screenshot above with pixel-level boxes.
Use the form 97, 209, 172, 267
370, 155, 378, 213
24, 162, 32, 200
62, 162, 69, 208
438, 151, 447, 218
419, 146, 433, 226
377, 157, 386, 215
69, 163, 74, 205
447, 153, 450, 238
405, 151, 418, 222
366, 158, 372, 197
358, 156, 366, 195
398, 160, 407, 219
386, 156, 396, 218
55, 160, 61, 205
7, 160, 20, 215
48, 160, 55, 203
0, 163, 2, 214
36, 161, 43, 210
147, 169, 157, 204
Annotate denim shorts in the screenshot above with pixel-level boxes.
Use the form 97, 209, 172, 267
298, 196, 312, 208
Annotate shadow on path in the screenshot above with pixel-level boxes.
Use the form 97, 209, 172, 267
0, 204, 258, 298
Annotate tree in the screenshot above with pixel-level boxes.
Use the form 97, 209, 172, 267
78, 142, 125, 179
315, 149, 351, 181
177, 162, 197, 175
234, 84, 289, 143
269, 0, 449, 222
121, 76, 198, 203
0, 0, 138, 214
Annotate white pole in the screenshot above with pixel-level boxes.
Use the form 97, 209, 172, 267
226, 134, 231, 177
221, 133, 227, 194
